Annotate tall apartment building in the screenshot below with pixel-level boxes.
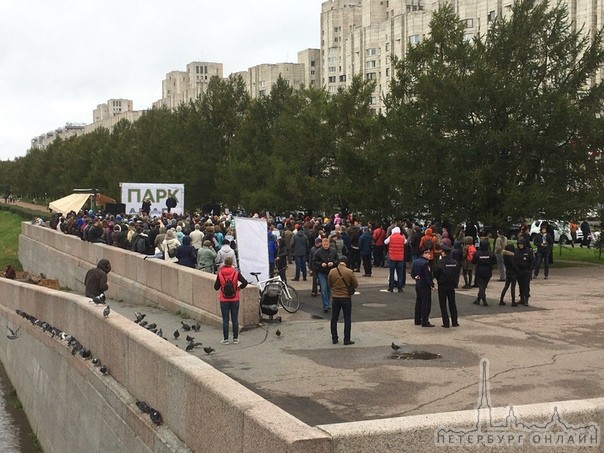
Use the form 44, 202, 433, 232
153, 62, 224, 109
321, 0, 604, 110
93, 99, 134, 122
31, 99, 142, 150
234, 49, 321, 99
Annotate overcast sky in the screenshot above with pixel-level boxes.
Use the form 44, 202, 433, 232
0, 0, 324, 161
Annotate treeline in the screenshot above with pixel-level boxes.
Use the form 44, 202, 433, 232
1, 1, 603, 225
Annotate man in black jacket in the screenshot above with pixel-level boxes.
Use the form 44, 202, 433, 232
411, 248, 435, 327
515, 239, 534, 306
434, 245, 460, 328
533, 225, 553, 279
314, 237, 338, 313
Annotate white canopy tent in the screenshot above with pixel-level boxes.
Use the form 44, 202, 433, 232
48, 193, 92, 215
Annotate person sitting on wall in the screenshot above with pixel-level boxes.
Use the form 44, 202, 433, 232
3, 265, 16, 280
84, 259, 111, 302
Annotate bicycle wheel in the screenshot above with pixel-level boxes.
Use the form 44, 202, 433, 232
280, 285, 300, 313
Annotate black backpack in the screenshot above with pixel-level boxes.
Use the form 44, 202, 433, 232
134, 235, 147, 254
222, 274, 236, 298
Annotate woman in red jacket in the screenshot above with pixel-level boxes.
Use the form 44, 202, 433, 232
214, 257, 248, 344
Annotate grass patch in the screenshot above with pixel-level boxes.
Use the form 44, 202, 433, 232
0, 211, 24, 271
550, 243, 604, 266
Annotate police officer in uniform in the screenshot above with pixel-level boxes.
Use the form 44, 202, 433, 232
411, 248, 435, 327
514, 239, 534, 306
434, 244, 460, 328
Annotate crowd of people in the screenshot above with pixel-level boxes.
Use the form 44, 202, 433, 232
40, 205, 588, 344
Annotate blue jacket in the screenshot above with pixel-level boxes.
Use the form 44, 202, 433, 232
358, 231, 373, 255
267, 233, 278, 264
411, 256, 433, 288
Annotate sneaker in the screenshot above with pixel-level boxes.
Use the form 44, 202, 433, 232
332, 338, 339, 344
344, 340, 355, 345
220, 339, 229, 345
233, 338, 239, 344
387, 288, 393, 292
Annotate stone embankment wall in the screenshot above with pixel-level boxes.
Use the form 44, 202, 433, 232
18, 223, 259, 329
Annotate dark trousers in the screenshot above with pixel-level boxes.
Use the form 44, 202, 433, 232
517, 272, 531, 303
475, 275, 491, 301
277, 260, 287, 283
438, 287, 457, 327
534, 251, 549, 277
350, 248, 361, 271
361, 253, 372, 275
311, 268, 319, 294
220, 301, 239, 340
331, 297, 352, 342
269, 262, 276, 278
373, 245, 385, 266
500, 276, 517, 303
414, 284, 432, 325
294, 255, 307, 279
389, 260, 404, 290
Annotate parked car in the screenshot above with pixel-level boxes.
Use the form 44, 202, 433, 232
529, 220, 583, 245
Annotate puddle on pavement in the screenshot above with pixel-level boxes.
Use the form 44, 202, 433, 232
390, 351, 441, 360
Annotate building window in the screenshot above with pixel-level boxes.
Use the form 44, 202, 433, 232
311, 70, 315, 75
328, 76, 336, 83
385, 67, 390, 77
488, 11, 496, 22
463, 18, 474, 28
366, 48, 377, 56
385, 42, 390, 52
339, 75, 347, 82
259, 90, 266, 97
464, 33, 474, 42
328, 57, 336, 64
370, 96, 377, 105
366, 72, 376, 80
366, 60, 377, 68
311, 60, 316, 67
334, 26, 341, 32
329, 66, 337, 73
409, 34, 421, 45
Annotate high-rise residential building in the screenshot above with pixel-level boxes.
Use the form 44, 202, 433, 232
321, 0, 604, 110
233, 49, 321, 99
298, 48, 322, 88
153, 62, 224, 109
93, 99, 134, 122
31, 99, 142, 149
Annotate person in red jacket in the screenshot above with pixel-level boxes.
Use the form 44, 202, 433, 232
419, 227, 435, 264
372, 224, 387, 267
385, 227, 406, 292
214, 257, 248, 344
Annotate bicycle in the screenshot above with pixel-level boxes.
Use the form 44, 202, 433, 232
250, 272, 301, 314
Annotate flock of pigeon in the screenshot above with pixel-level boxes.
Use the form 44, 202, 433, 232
133, 311, 215, 355
12, 309, 109, 375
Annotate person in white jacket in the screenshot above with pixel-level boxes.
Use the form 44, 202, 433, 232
215, 239, 238, 269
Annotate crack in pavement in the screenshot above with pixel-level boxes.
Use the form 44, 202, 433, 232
398, 347, 602, 416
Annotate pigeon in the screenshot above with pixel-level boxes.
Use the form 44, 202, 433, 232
134, 312, 146, 323
276, 329, 281, 337
139, 320, 148, 327
156, 329, 163, 338
6, 326, 20, 340
103, 306, 111, 318
136, 401, 152, 413
192, 323, 201, 332
173, 330, 180, 340
91, 294, 106, 305
180, 321, 191, 331
185, 335, 195, 342
92, 358, 100, 365
185, 342, 195, 352
391, 342, 402, 352
146, 323, 157, 330
148, 328, 158, 334
80, 349, 91, 359
99, 365, 108, 375
203, 346, 215, 355
150, 410, 162, 425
